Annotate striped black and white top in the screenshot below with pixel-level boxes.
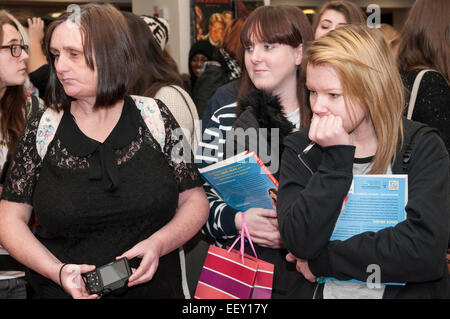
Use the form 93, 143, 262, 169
195, 101, 300, 244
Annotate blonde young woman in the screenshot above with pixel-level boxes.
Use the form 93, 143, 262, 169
277, 25, 449, 298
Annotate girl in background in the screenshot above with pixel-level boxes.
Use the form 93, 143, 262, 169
312, 0, 366, 39
0, 10, 43, 299
397, 0, 450, 161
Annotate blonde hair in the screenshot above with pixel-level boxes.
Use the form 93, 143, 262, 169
305, 24, 404, 174
379, 23, 400, 50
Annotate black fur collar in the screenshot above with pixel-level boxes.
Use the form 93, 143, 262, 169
236, 89, 294, 138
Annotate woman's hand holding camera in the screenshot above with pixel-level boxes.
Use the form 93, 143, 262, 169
58, 263, 100, 299
116, 237, 162, 287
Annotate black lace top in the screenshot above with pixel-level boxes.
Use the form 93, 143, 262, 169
1, 96, 203, 298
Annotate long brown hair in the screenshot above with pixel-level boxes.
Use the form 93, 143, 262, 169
238, 5, 314, 128
306, 25, 405, 174
122, 11, 184, 97
397, 0, 450, 85
221, 17, 245, 65
0, 12, 27, 159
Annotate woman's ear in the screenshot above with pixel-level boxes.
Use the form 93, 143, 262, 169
295, 43, 303, 66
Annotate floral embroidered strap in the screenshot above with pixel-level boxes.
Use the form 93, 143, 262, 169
130, 95, 166, 150
36, 107, 64, 159
36, 96, 166, 160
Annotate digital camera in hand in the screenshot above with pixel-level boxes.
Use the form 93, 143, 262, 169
82, 257, 132, 296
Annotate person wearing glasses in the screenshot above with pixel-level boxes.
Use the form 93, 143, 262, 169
0, 11, 44, 299
0, 40, 28, 58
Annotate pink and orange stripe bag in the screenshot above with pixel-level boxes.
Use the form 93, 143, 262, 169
194, 215, 274, 299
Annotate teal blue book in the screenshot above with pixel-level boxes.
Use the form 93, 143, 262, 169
199, 152, 278, 212
321, 174, 408, 286
330, 174, 407, 242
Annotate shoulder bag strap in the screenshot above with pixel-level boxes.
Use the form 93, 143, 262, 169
168, 85, 196, 144
36, 108, 64, 160
402, 125, 436, 173
37, 97, 168, 159
407, 69, 435, 120
130, 95, 166, 150
169, 85, 195, 126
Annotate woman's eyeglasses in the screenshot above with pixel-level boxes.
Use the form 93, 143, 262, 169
0, 44, 29, 57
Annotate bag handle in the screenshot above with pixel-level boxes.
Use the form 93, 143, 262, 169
407, 69, 435, 120
169, 85, 195, 129
227, 213, 258, 264
169, 85, 198, 150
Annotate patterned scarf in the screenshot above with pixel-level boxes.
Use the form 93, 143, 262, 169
219, 48, 242, 81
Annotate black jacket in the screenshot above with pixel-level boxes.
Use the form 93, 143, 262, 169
193, 63, 228, 117
277, 118, 450, 298
193, 48, 241, 117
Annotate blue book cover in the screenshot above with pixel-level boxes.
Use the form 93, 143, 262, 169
199, 152, 278, 212
320, 174, 408, 286
330, 174, 407, 241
